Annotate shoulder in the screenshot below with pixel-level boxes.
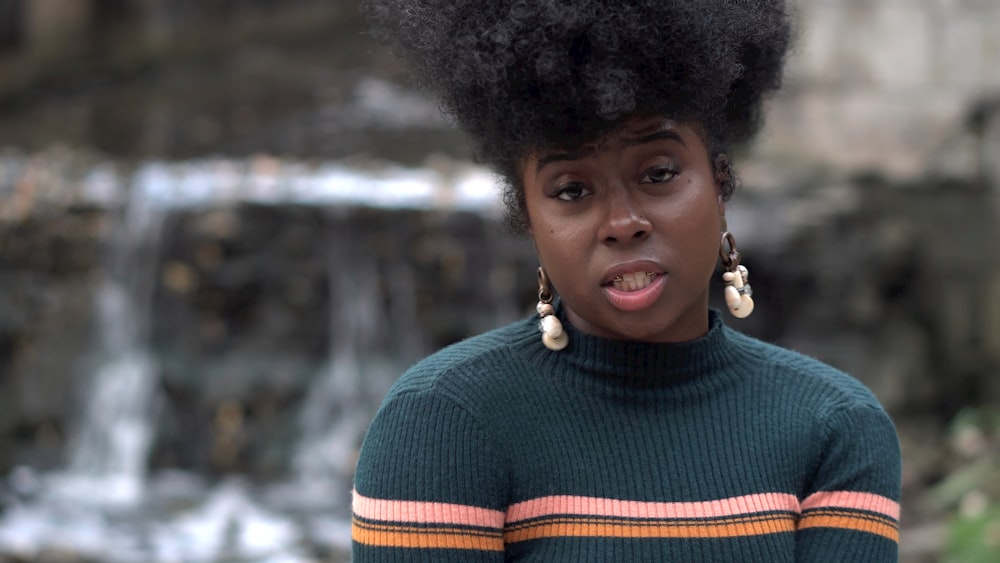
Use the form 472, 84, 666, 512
723, 328, 900, 491
724, 327, 887, 415
359, 316, 538, 478
385, 315, 538, 402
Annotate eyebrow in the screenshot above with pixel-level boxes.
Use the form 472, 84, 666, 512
535, 150, 589, 172
624, 129, 686, 148
534, 128, 687, 173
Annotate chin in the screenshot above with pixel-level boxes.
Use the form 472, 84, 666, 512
611, 319, 673, 342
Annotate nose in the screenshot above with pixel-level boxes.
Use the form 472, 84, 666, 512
597, 189, 651, 245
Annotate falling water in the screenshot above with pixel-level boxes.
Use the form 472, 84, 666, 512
48, 183, 165, 507
0, 153, 503, 561
289, 208, 411, 508
0, 169, 172, 560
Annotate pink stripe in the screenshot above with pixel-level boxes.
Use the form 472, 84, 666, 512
506, 493, 800, 524
352, 490, 505, 528
801, 491, 900, 521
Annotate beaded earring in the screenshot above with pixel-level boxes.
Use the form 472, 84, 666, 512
719, 229, 755, 319
536, 267, 568, 351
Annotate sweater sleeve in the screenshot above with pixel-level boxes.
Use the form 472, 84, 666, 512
795, 402, 902, 562
352, 386, 507, 562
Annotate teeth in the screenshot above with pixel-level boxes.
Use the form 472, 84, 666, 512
612, 272, 656, 292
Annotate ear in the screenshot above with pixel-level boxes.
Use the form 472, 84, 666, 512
712, 152, 730, 220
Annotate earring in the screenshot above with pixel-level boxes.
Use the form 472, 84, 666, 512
719, 230, 755, 318
536, 267, 568, 351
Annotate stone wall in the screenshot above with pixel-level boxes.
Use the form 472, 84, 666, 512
0, 152, 541, 476
0, 0, 364, 74
1, 151, 997, 475
0, 0, 997, 474
1, 2, 999, 559
757, 0, 1000, 181
0, 1, 997, 175
2, 1, 998, 174
0, 204, 106, 471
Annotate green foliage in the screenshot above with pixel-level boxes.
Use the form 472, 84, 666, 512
938, 408, 1000, 562
945, 502, 1000, 563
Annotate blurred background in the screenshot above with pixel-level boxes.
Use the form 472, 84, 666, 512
0, 0, 998, 561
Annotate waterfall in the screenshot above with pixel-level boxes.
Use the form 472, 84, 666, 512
0, 153, 504, 561
49, 177, 166, 506
288, 208, 416, 510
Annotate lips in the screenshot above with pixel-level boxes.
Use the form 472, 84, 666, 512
602, 263, 667, 312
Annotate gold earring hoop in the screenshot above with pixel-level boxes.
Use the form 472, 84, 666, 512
719, 231, 755, 319
536, 267, 568, 351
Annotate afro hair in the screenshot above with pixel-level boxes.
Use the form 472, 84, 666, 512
363, 0, 793, 232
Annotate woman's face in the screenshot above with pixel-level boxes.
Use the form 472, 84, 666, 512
522, 116, 724, 343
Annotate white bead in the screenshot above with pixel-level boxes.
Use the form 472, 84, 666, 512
541, 314, 563, 338
725, 286, 754, 318
725, 285, 742, 311
734, 296, 754, 318
542, 331, 569, 351
536, 302, 555, 316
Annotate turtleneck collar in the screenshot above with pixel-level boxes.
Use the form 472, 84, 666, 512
532, 303, 740, 389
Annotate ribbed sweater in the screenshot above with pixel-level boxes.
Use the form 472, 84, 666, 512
352, 308, 901, 562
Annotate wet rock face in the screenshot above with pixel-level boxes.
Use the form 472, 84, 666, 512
743, 179, 1000, 416
2, 174, 999, 479
0, 2, 997, 559
0, 207, 107, 470
0, 200, 539, 477
4, 0, 1000, 176
153, 205, 535, 372
0, 0, 472, 164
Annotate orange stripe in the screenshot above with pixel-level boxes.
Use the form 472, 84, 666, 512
505, 514, 795, 534
504, 514, 796, 542
801, 491, 900, 521
352, 490, 504, 528
352, 518, 504, 551
798, 512, 899, 542
351, 489, 899, 549
506, 493, 800, 523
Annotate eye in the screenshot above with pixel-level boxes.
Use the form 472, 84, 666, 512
640, 164, 679, 184
554, 182, 592, 201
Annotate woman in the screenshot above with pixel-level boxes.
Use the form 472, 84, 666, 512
352, 1, 901, 561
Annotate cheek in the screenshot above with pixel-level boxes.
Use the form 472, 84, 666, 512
532, 226, 570, 272
696, 208, 724, 275
531, 228, 584, 297
661, 187, 720, 234
664, 190, 724, 270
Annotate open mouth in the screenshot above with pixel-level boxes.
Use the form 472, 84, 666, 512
610, 271, 658, 292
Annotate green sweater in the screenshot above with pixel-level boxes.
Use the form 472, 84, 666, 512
352, 309, 901, 561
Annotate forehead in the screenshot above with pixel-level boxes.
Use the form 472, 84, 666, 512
525, 116, 707, 169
